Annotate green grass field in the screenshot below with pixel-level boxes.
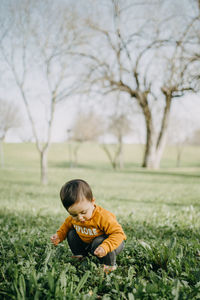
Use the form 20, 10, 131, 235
0, 143, 200, 299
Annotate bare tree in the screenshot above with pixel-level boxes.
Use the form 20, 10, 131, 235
69, 111, 104, 167
153, 21, 199, 168
189, 129, 200, 145
0, 99, 22, 167
167, 115, 193, 168
158, 1, 200, 168
0, 1, 81, 183
101, 113, 131, 170
74, 0, 199, 169
183, 3, 200, 91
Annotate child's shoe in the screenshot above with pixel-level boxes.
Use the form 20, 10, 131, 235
71, 255, 85, 261
103, 264, 117, 274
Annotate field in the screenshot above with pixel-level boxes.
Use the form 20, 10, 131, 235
0, 143, 200, 299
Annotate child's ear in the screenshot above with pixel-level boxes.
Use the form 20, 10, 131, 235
92, 198, 95, 204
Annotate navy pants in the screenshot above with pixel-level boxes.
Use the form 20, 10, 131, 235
67, 229, 124, 266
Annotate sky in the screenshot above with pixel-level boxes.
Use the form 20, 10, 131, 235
1, 0, 200, 144
4, 89, 200, 144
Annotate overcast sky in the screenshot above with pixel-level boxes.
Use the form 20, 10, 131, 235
1, 0, 200, 143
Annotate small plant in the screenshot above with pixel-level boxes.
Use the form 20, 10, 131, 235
0, 213, 200, 299
1, 145, 200, 299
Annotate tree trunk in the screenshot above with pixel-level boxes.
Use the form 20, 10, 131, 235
176, 144, 183, 167
116, 136, 123, 170
142, 124, 156, 168
140, 89, 172, 169
40, 149, 48, 185
101, 144, 117, 170
73, 142, 81, 168
153, 135, 168, 169
119, 145, 123, 169
153, 91, 172, 169
0, 139, 4, 168
137, 92, 156, 168
153, 128, 169, 169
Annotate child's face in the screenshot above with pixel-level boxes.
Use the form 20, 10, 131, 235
67, 197, 95, 223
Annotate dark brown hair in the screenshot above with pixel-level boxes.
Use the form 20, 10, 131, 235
60, 179, 93, 210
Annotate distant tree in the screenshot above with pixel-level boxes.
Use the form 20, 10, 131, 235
0, 99, 22, 167
183, 6, 200, 92
75, 0, 199, 169
18, 126, 34, 143
69, 111, 104, 167
101, 113, 131, 170
189, 129, 200, 146
167, 115, 193, 167
0, 0, 81, 184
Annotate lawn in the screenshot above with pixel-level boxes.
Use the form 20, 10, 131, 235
0, 143, 200, 299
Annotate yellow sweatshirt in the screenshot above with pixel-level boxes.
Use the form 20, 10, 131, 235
56, 205, 126, 254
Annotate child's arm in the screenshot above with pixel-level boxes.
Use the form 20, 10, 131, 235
97, 213, 126, 255
51, 216, 73, 245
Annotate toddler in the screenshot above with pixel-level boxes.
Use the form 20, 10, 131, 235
51, 179, 126, 272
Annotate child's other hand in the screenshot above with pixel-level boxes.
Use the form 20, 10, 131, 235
50, 233, 60, 246
94, 246, 106, 258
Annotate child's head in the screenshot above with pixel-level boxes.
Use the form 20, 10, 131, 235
60, 179, 95, 222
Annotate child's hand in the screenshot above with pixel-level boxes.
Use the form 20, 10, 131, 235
94, 246, 106, 258
50, 233, 60, 246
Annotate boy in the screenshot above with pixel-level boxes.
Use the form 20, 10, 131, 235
51, 179, 126, 273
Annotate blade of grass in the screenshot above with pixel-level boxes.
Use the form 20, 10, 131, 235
74, 271, 90, 294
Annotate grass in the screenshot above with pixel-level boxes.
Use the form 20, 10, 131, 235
0, 142, 200, 299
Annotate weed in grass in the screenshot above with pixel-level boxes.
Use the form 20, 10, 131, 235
1, 212, 200, 299
1, 143, 200, 299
